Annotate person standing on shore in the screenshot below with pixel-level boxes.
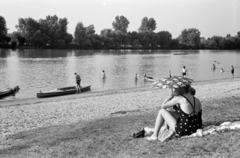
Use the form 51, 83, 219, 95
231, 65, 234, 76
74, 72, 81, 93
182, 66, 188, 77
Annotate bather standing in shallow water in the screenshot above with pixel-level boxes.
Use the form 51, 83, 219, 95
231, 65, 234, 76
182, 66, 188, 77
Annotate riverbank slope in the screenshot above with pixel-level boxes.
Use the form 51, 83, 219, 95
1, 78, 240, 157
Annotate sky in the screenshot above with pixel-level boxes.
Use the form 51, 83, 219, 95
1, 0, 239, 38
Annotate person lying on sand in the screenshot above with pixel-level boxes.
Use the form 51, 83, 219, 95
145, 84, 202, 141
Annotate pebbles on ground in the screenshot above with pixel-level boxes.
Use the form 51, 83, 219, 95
0, 79, 240, 138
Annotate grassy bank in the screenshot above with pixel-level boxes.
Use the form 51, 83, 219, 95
1, 95, 240, 158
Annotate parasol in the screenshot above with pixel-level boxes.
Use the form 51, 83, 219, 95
151, 76, 193, 90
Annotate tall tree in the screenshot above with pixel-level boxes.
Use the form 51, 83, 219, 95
128, 31, 140, 47
138, 17, 148, 32
207, 40, 218, 49
112, 15, 129, 33
16, 15, 72, 47
83, 25, 95, 48
100, 29, 113, 38
156, 31, 172, 48
31, 30, 49, 46
138, 32, 150, 48
0, 16, 8, 43
178, 28, 201, 48
16, 17, 40, 44
237, 31, 240, 38
40, 15, 59, 45
10, 31, 22, 41
211, 36, 223, 49
147, 18, 157, 32
100, 29, 114, 48
138, 17, 157, 32
170, 39, 179, 49
74, 23, 97, 48
74, 22, 86, 47
85, 25, 95, 35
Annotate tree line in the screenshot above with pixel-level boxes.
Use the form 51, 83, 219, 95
0, 15, 240, 49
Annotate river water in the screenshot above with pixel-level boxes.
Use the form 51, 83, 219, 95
0, 49, 239, 100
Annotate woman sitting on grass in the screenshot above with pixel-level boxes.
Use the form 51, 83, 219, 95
145, 84, 202, 141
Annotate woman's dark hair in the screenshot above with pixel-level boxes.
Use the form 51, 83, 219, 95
190, 87, 196, 95
181, 84, 191, 94
173, 84, 191, 96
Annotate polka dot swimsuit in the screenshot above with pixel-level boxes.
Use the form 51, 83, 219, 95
174, 95, 202, 136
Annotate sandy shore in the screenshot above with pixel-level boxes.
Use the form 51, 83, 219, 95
1, 78, 240, 139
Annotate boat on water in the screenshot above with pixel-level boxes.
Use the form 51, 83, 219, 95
144, 76, 156, 82
173, 52, 188, 55
0, 86, 20, 99
37, 85, 91, 98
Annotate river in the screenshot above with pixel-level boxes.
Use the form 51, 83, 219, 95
0, 49, 239, 100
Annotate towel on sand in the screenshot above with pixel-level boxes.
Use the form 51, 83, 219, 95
182, 121, 240, 138
157, 121, 240, 141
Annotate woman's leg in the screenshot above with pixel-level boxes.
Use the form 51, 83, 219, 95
147, 108, 177, 140
145, 110, 178, 134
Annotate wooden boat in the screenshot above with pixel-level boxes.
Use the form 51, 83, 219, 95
173, 52, 188, 55
144, 76, 155, 82
0, 86, 20, 98
37, 85, 91, 98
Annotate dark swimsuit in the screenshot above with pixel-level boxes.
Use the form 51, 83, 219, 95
174, 95, 202, 136
231, 68, 234, 74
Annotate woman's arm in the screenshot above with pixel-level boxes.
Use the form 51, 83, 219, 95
161, 95, 180, 109
162, 95, 174, 104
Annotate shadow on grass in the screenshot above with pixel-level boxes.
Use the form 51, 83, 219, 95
1, 96, 240, 157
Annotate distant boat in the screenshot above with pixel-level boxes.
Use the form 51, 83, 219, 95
144, 76, 156, 82
37, 85, 91, 98
0, 86, 20, 99
173, 52, 188, 55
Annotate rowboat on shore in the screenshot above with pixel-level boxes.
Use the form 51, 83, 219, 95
144, 76, 156, 82
0, 86, 20, 99
37, 85, 91, 98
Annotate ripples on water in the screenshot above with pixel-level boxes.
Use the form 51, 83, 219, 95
0, 49, 239, 100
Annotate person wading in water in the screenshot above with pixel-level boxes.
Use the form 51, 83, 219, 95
182, 66, 188, 77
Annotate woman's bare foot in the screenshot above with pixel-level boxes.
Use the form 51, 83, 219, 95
146, 135, 158, 141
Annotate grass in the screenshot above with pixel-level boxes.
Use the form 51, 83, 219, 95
1, 96, 240, 158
